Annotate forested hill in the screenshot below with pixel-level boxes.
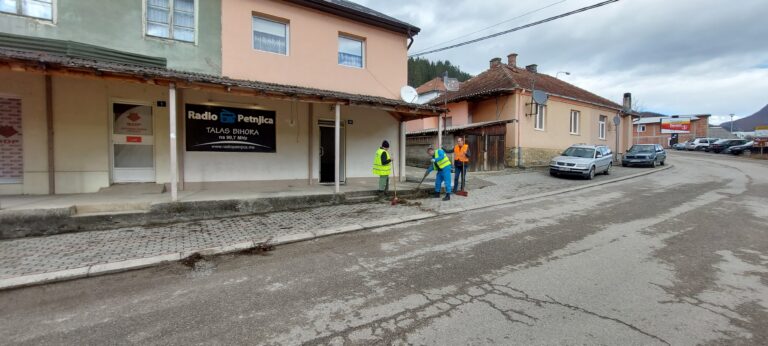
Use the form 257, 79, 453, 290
408, 57, 473, 87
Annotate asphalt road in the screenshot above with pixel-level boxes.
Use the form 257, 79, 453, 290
1, 152, 767, 345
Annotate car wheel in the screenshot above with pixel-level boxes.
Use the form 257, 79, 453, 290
604, 162, 612, 175
549, 170, 558, 177
650, 160, 656, 168
622, 163, 628, 167
660, 160, 665, 166
586, 166, 595, 180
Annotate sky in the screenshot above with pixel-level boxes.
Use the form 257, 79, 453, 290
357, 0, 768, 125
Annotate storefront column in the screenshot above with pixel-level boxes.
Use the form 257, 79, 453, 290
334, 103, 341, 194
169, 83, 178, 202
399, 121, 406, 182
45, 75, 54, 194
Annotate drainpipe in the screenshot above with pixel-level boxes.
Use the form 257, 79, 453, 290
407, 30, 415, 50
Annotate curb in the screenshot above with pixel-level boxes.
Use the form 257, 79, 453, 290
0, 166, 670, 291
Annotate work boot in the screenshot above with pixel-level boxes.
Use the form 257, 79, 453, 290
442, 194, 451, 201
433, 192, 441, 198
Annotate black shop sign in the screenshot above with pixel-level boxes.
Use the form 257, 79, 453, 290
185, 104, 276, 152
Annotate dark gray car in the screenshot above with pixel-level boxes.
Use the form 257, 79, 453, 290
622, 144, 666, 167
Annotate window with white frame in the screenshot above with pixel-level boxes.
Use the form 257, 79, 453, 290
338, 35, 364, 68
146, 0, 195, 42
637, 124, 646, 133
598, 115, 607, 139
1, 0, 53, 20
569, 110, 580, 134
534, 104, 546, 130
252, 15, 289, 55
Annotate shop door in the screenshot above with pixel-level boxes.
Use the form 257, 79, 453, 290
111, 102, 155, 183
318, 121, 345, 184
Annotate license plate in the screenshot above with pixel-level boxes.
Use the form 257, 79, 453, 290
559, 167, 570, 171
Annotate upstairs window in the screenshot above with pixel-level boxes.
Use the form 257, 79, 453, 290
253, 15, 288, 55
534, 104, 546, 130
637, 124, 646, 133
338, 35, 364, 68
146, 0, 196, 42
1, 0, 53, 20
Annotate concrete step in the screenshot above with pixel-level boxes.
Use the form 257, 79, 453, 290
345, 195, 379, 203
74, 202, 151, 216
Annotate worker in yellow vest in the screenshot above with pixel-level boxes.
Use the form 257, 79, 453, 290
444, 136, 470, 193
426, 146, 452, 201
372, 140, 392, 196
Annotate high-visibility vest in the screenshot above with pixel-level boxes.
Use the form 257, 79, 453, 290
372, 148, 391, 176
434, 150, 451, 170
454, 144, 469, 163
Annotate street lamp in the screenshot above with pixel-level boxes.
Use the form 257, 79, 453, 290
556, 71, 570, 79
729, 113, 735, 135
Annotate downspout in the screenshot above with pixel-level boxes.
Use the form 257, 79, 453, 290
407, 30, 415, 50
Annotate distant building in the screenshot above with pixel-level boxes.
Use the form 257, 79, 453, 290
407, 53, 634, 168
633, 115, 711, 147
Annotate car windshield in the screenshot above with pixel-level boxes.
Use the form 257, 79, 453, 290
563, 147, 595, 158
628, 145, 655, 153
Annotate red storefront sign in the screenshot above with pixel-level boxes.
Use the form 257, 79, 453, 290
660, 118, 691, 134
126, 136, 143, 143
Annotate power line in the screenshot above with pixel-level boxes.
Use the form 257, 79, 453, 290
412, 0, 567, 55
409, 0, 620, 58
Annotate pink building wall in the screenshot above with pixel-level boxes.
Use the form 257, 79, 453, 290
221, 0, 409, 99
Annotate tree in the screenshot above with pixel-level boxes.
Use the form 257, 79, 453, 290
408, 57, 473, 87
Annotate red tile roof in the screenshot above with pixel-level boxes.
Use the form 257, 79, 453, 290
434, 63, 622, 110
415, 77, 447, 94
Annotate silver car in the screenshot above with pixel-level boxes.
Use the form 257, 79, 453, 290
549, 145, 613, 180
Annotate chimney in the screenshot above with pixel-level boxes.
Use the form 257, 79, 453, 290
525, 64, 538, 73
507, 53, 518, 67
623, 93, 632, 112
490, 57, 502, 68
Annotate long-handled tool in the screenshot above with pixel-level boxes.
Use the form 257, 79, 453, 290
390, 157, 400, 205
416, 169, 430, 191
455, 165, 468, 197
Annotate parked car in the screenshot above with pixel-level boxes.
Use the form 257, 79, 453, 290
728, 141, 754, 155
686, 138, 719, 151
709, 139, 748, 153
622, 144, 666, 167
549, 144, 613, 180
673, 140, 691, 150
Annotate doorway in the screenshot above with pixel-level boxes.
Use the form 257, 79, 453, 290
110, 101, 155, 183
318, 120, 345, 184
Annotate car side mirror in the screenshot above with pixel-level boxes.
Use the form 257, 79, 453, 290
595, 153, 602, 158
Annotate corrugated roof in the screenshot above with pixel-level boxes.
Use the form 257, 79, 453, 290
0, 47, 440, 115
633, 115, 705, 125
433, 63, 622, 111
284, 0, 420, 34
406, 120, 513, 136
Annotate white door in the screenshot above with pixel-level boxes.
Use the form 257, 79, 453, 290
111, 102, 155, 183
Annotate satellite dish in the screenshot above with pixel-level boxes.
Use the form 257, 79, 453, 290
400, 86, 418, 103
532, 90, 548, 105
444, 77, 460, 91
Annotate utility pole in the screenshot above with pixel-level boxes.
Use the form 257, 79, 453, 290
729, 113, 735, 137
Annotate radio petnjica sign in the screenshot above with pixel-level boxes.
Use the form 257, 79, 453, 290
185, 104, 276, 152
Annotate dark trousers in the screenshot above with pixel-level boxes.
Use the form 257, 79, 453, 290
453, 161, 467, 192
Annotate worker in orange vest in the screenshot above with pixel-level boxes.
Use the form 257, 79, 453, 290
444, 136, 470, 193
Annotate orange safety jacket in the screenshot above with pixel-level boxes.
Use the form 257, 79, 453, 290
453, 144, 470, 163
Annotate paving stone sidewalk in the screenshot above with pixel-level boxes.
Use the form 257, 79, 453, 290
0, 164, 660, 288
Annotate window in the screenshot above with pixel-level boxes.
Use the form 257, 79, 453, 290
569, 110, 580, 134
637, 124, 646, 133
1, 0, 53, 20
146, 0, 195, 42
338, 35, 364, 68
598, 115, 607, 139
534, 104, 545, 130
252, 15, 289, 55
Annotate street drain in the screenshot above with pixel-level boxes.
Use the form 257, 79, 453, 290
237, 242, 275, 256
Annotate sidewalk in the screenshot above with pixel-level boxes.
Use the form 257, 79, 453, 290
0, 165, 671, 290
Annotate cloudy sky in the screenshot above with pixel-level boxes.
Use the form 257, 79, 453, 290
357, 0, 768, 124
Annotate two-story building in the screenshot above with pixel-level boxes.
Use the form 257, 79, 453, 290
0, 0, 438, 197
407, 53, 634, 168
